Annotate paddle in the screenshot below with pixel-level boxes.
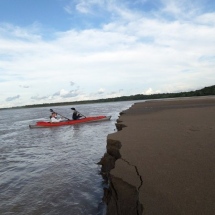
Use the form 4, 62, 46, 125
71, 108, 86, 118
50, 109, 71, 120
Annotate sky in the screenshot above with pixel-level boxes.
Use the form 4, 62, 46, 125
0, 0, 215, 108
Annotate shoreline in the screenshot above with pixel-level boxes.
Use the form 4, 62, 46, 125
100, 96, 215, 215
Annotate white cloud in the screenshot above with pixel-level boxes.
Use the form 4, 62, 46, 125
97, 88, 105, 94
143, 88, 161, 95
65, 0, 105, 15
0, 0, 215, 108
53, 89, 79, 98
60, 89, 69, 96
195, 13, 215, 25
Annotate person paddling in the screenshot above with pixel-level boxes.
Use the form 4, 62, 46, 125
71, 108, 84, 120
50, 112, 63, 123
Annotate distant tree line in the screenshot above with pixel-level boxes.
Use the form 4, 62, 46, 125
2, 85, 215, 110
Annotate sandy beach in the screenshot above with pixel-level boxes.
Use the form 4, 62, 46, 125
103, 96, 215, 215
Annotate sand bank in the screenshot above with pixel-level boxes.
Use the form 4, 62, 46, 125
101, 96, 215, 215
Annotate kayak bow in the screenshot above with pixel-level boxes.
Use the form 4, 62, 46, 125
29, 115, 111, 128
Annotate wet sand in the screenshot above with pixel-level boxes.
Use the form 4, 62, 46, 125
108, 96, 215, 214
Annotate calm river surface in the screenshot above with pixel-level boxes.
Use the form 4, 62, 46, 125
0, 101, 135, 215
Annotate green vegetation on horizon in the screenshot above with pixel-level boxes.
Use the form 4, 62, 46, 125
2, 85, 215, 110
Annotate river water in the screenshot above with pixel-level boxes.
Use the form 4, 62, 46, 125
0, 101, 135, 215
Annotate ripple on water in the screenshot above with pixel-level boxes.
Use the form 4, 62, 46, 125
0, 101, 135, 215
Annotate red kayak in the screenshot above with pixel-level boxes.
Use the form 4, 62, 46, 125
29, 116, 111, 128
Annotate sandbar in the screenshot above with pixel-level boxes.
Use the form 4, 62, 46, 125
107, 96, 215, 214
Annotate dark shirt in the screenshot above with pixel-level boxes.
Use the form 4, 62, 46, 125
72, 111, 80, 120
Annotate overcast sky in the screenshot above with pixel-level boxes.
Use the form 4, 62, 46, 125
0, 0, 215, 108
